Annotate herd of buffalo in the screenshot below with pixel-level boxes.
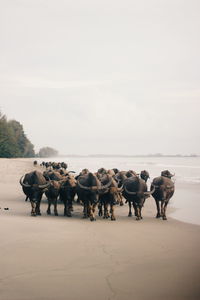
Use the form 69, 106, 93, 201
19, 161, 175, 221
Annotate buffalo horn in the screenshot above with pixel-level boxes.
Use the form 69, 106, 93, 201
99, 178, 112, 190
124, 186, 137, 195
38, 181, 51, 189
19, 176, 31, 188
144, 185, 156, 196
77, 179, 92, 190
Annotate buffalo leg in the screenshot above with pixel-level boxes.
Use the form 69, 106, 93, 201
119, 193, 124, 206
162, 200, 169, 220
135, 206, 140, 220
47, 198, 51, 215
128, 201, 132, 217
83, 202, 88, 218
89, 203, 96, 221
30, 201, 36, 216
155, 200, 161, 218
98, 202, 103, 217
161, 201, 165, 219
66, 201, 72, 217
132, 202, 138, 217
110, 205, 116, 221
136, 206, 142, 220
35, 201, 41, 215
103, 203, 109, 219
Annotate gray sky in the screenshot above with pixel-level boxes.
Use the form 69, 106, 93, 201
0, 0, 200, 155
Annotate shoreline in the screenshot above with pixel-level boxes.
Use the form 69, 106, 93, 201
0, 158, 200, 300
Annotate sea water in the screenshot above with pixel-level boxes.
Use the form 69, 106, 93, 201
38, 156, 200, 226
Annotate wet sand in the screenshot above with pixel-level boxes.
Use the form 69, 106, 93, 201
0, 158, 200, 300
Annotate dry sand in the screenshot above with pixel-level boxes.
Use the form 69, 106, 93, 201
0, 158, 200, 300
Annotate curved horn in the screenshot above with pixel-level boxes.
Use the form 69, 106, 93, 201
124, 186, 137, 195
19, 176, 31, 188
99, 178, 113, 190
38, 181, 51, 189
77, 179, 92, 190
144, 185, 156, 196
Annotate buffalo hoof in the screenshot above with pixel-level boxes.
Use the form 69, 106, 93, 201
47, 210, 51, 215
156, 214, 161, 218
163, 216, 167, 220
98, 212, 102, 217
120, 202, 124, 206
90, 217, 96, 221
67, 213, 72, 217
111, 217, 116, 221
136, 217, 141, 221
128, 213, 132, 217
31, 213, 36, 217
54, 212, 58, 216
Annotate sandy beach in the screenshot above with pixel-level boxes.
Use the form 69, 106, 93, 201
0, 158, 200, 300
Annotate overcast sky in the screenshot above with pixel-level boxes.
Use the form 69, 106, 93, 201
0, 0, 200, 155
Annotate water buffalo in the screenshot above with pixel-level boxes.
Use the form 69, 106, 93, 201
59, 175, 77, 217
20, 171, 50, 216
151, 173, 175, 220
77, 172, 111, 221
98, 174, 122, 221
161, 170, 175, 179
123, 176, 154, 220
140, 170, 150, 182
45, 180, 61, 216
61, 162, 68, 170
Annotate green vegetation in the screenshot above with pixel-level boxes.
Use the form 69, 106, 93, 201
38, 147, 58, 158
0, 111, 35, 158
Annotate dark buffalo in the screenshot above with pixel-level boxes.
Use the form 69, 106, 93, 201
123, 176, 154, 220
151, 173, 175, 220
43, 170, 63, 181
161, 170, 175, 179
98, 173, 122, 221
140, 170, 150, 182
61, 162, 68, 170
45, 180, 61, 216
20, 171, 50, 216
77, 172, 111, 221
59, 175, 77, 217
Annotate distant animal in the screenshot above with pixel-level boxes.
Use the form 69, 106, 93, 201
123, 176, 154, 220
140, 170, 150, 182
33, 160, 37, 166
151, 173, 175, 220
61, 162, 68, 170
20, 171, 50, 216
161, 170, 175, 179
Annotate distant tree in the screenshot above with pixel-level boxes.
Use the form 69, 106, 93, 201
0, 111, 35, 158
38, 147, 58, 158
8, 120, 35, 157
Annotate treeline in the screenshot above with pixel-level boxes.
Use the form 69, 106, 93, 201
37, 147, 58, 158
0, 111, 35, 158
